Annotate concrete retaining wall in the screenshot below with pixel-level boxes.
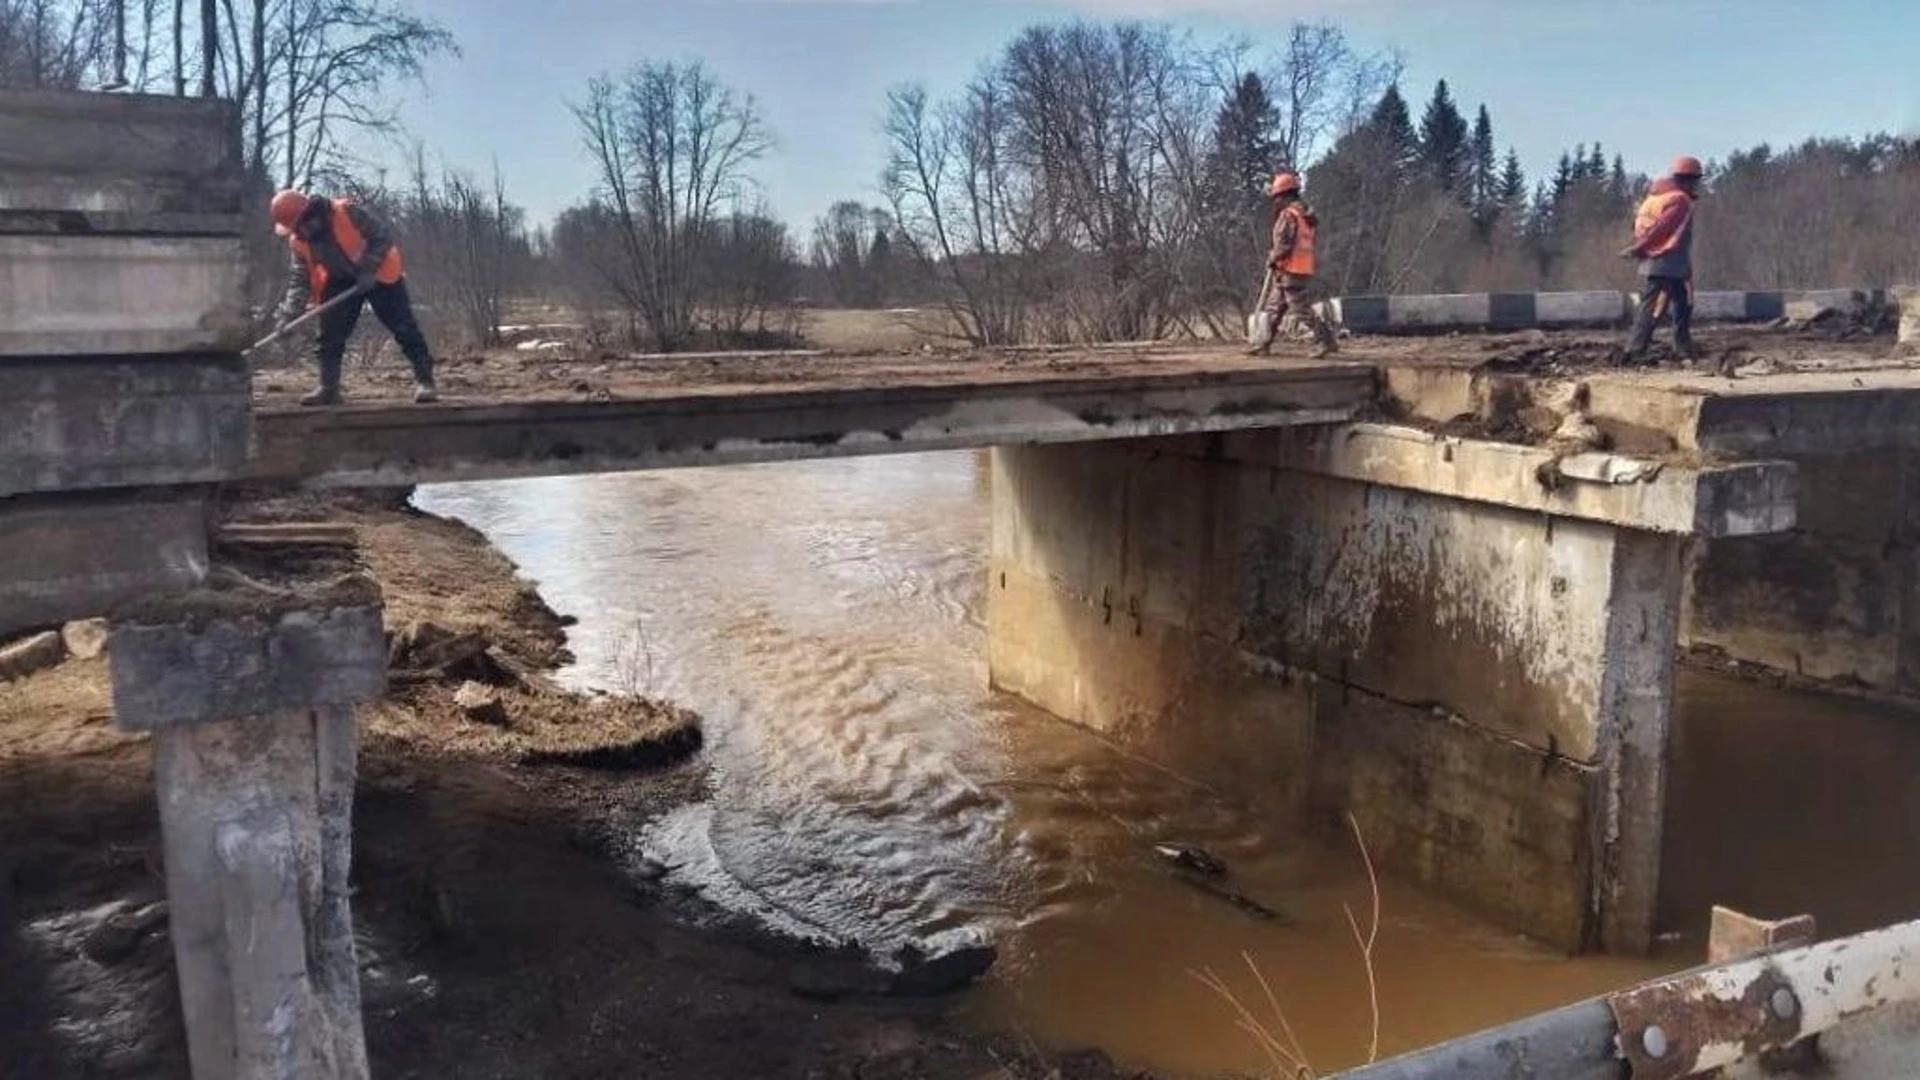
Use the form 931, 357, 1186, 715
988, 439, 1686, 950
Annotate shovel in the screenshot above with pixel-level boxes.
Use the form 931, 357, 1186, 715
242, 287, 363, 359
1246, 269, 1277, 347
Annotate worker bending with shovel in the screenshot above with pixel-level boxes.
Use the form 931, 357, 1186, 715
270, 189, 439, 406
1621, 156, 1704, 363
1247, 171, 1338, 359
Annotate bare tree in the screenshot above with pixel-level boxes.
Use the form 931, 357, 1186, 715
700, 209, 800, 342
0, 0, 116, 87
203, 0, 454, 187
572, 60, 772, 350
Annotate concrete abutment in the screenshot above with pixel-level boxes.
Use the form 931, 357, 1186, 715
986, 434, 1777, 952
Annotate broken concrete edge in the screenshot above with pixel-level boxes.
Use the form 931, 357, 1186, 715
1168, 423, 1796, 538
1329, 288, 1894, 334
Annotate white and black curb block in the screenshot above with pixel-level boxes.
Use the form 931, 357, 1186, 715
1327, 288, 1895, 334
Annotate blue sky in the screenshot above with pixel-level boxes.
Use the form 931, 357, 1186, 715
381, 0, 1919, 231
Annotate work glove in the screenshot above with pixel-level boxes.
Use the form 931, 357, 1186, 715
347, 275, 376, 297
1618, 246, 1642, 260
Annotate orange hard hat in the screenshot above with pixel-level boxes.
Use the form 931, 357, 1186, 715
1671, 155, 1704, 179
1268, 171, 1302, 198
270, 189, 310, 236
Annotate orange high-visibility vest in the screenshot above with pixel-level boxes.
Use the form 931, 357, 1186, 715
1277, 203, 1317, 278
1634, 187, 1694, 258
289, 199, 404, 303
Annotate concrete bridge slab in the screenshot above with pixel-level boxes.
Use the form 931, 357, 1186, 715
245, 362, 1377, 487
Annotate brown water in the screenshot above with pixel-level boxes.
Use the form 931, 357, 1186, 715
416, 451, 1920, 1076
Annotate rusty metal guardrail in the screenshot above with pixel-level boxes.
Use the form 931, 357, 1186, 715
1333, 913, 1920, 1079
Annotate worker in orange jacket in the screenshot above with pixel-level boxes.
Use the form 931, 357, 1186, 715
1622, 156, 1704, 362
1248, 171, 1338, 359
270, 189, 439, 406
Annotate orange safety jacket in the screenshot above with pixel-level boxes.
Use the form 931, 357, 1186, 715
1272, 202, 1318, 278
289, 199, 404, 304
1633, 182, 1694, 259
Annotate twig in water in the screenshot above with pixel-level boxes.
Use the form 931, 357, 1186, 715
1343, 812, 1382, 1065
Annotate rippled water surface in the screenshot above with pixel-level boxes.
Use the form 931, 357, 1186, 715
418, 452, 1920, 1075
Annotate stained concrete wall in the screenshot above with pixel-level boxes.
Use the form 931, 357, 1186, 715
0, 88, 243, 216
0, 235, 251, 356
1575, 377, 1920, 697
1684, 446, 1920, 694
0, 354, 252, 496
989, 440, 1686, 951
0, 493, 209, 637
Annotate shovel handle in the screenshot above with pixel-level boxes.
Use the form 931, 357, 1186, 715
243, 288, 363, 357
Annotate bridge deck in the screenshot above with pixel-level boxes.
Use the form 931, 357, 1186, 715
247, 345, 1376, 487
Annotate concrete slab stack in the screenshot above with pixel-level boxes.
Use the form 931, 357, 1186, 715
1, 89, 383, 1080
0, 89, 251, 636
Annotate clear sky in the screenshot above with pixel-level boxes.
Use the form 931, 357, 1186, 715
379, 0, 1919, 232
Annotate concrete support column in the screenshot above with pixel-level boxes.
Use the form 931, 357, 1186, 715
151, 707, 367, 1079
1592, 531, 1686, 954
109, 555, 385, 1080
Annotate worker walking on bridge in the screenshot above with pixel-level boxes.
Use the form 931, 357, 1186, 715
270, 189, 439, 406
1248, 171, 1338, 360
1622, 156, 1704, 363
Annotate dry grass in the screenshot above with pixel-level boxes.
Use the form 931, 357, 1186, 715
1190, 813, 1383, 1079
801, 307, 963, 352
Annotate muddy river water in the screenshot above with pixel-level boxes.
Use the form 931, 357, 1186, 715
417, 451, 1920, 1076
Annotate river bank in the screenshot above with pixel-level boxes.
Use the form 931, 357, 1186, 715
0, 489, 1148, 1079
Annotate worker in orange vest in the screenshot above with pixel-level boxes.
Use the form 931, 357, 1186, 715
1248, 171, 1338, 359
270, 189, 438, 405
1621, 156, 1704, 362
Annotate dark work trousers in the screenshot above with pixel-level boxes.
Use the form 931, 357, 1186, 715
1625, 275, 1695, 356
313, 277, 435, 391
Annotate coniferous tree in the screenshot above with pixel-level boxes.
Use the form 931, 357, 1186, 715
1418, 79, 1469, 192
1469, 103, 1497, 211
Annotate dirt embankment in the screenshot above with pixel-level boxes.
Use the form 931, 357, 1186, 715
0, 491, 1148, 1080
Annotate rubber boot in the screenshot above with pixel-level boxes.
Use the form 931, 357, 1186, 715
302, 347, 344, 406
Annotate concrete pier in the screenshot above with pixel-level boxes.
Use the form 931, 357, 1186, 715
987, 429, 1794, 951
109, 554, 386, 1080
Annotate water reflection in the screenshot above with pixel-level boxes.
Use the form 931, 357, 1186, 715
417, 452, 1920, 1075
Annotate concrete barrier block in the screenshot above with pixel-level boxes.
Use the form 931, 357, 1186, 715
1895, 287, 1920, 352
1537, 291, 1630, 326
0, 235, 250, 356
0, 354, 252, 496
1386, 293, 1492, 329
1690, 291, 1752, 322
1331, 296, 1391, 333
0, 89, 243, 215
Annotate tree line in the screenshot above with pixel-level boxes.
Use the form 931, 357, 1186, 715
8, 4, 1920, 352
